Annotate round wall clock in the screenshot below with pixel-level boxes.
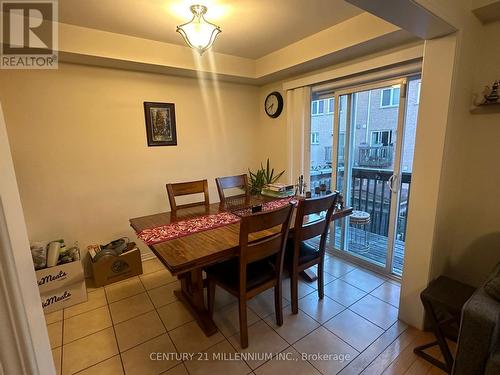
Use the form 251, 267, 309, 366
265, 91, 284, 118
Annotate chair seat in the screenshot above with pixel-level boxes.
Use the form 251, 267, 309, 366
206, 257, 276, 292
285, 240, 320, 265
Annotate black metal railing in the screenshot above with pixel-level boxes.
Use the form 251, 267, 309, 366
349, 168, 411, 241
313, 167, 412, 241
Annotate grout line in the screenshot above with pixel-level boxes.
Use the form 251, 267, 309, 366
136, 274, 187, 374
102, 283, 127, 375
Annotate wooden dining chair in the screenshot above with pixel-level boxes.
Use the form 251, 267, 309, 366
287, 192, 338, 314
166, 179, 209, 212
215, 174, 249, 202
206, 203, 294, 348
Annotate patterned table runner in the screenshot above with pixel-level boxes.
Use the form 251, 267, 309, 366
136, 197, 296, 246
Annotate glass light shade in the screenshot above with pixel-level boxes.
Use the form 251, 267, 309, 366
176, 5, 221, 55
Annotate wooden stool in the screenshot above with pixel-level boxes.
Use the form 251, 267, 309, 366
414, 276, 475, 373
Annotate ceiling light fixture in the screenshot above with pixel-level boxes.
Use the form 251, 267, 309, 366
176, 5, 221, 55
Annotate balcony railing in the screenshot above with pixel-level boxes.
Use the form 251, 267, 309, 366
358, 144, 393, 168
311, 167, 412, 241
324, 146, 344, 165
349, 168, 411, 241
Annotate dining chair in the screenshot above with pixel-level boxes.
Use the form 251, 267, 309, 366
215, 174, 249, 202
206, 203, 294, 348
287, 192, 338, 314
166, 179, 209, 212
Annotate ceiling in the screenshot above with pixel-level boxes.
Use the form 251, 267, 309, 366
58, 0, 363, 59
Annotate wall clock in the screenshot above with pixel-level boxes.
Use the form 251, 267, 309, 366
265, 91, 284, 118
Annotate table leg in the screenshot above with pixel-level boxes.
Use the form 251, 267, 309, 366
174, 268, 218, 336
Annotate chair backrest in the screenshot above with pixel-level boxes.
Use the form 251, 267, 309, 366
215, 174, 248, 202
238, 203, 294, 292
166, 179, 209, 212
293, 192, 338, 244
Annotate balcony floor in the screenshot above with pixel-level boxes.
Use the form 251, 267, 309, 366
309, 227, 405, 275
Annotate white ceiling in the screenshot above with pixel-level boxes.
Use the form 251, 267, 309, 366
58, 0, 363, 59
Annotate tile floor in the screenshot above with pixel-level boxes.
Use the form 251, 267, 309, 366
46, 253, 410, 375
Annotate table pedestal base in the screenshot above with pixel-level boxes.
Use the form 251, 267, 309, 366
176, 269, 218, 336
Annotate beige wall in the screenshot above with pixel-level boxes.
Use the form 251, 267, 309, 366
433, 20, 500, 286
0, 63, 260, 261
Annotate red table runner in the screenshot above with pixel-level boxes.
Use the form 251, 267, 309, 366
137, 197, 297, 246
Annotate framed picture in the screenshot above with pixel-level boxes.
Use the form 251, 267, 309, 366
143, 102, 177, 146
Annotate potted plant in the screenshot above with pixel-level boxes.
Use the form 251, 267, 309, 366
248, 159, 284, 195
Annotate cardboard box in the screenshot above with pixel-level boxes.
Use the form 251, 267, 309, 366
40, 280, 87, 313
36, 258, 85, 294
91, 247, 143, 287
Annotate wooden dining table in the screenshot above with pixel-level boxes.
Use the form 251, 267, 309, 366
130, 194, 352, 336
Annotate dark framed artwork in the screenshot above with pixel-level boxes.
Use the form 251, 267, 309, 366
143, 102, 177, 146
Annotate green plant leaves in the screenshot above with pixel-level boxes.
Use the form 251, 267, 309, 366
248, 158, 285, 194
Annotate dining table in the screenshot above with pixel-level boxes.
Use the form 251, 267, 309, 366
129, 194, 353, 336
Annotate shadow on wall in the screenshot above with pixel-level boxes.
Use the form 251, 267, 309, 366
444, 232, 500, 287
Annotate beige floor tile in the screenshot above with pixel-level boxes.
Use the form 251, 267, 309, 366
254, 347, 321, 375
121, 334, 179, 375
114, 310, 165, 352
212, 286, 237, 310
147, 281, 179, 308
62, 327, 118, 375
340, 268, 386, 293
162, 363, 189, 375
76, 356, 123, 375
184, 340, 251, 375
170, 320, 225, 354
298, 293, 345, 323
105, 277, 145, 303
141, 258, 164, 274
323, 258, 357, 277
108, 292, 154, 324
247, 288, 290, 319
293, 326, 358, 375
323, 279, 367, 307
324, 309, 384, 352
228, 320, 288, 369
47, 320, 63, 349
64, 289, 107, 319
84, 278, 103, 293
52, 347, 62, 375
140, 269, 177, 290
45, 310, 63, 325
350, 294, 399, 330
157, 301, 193, 331
264, 305, 320, 344
63, 305, 112, 344
282, 278, 316, 301
370, 281, 401, 307
213, 301, 260, 337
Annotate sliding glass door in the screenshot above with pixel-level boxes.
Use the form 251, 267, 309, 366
310, 76, 420, 276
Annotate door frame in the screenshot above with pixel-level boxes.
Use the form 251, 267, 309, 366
0, 104, 55, 375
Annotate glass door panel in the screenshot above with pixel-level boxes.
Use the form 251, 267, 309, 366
309, 96, 334, 195
329, 80, 408, 275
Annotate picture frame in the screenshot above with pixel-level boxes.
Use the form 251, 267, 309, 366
143, 102, 177, 147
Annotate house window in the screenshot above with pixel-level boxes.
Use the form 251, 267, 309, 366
312, 99, 334, 116
380, 87, 400, 108
326, 98, 334, 114
370, 130, 393, 146
311, 132, 320, 144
